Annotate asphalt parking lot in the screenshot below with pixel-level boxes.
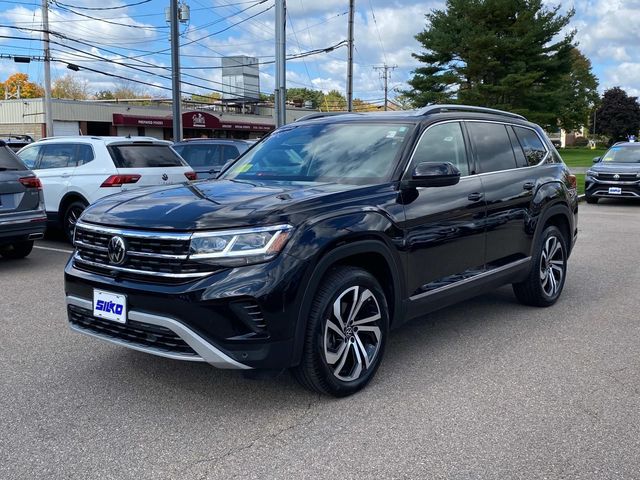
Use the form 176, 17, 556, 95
1, 200, 639, 479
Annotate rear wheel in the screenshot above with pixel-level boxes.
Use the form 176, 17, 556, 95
513, 225, 567, 307
293, 266, 389, 397
585, 196, 598, 204
0, 241, 34, 259
63, 200, 87, 242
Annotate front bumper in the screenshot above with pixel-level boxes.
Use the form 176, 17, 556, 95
585, 177, 640, 199
64, 253, 308, 370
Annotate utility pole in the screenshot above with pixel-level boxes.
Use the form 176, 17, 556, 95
274, 0, 286, 127
41, 0, 53, 137
169, 0, 182, 141
346, 0, 354, 112
373, 64, 397, 111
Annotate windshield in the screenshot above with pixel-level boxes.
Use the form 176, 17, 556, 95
603, 145, 640, 163
221, 122, 413, 184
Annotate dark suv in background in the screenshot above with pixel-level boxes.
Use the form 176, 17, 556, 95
172, 139, 253, 179
64, 105, 578, 396
586, 142, 640, 203
0, 141, 46, 259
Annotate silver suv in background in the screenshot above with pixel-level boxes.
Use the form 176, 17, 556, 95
0, 141, 46, 259
18, 136, 196, 240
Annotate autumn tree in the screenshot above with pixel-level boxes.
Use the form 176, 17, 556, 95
0, 73, 44, 99
52, 74, 90, 100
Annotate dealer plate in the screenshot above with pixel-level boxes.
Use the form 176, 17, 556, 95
93, 289, 127, 324
608, 187, 622, 195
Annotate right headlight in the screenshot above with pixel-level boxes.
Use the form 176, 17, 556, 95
189, 224, 293, 266
586, 169, 598, 178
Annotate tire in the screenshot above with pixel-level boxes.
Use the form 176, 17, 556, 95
63, 200, 87, 243
513, 225, 568, 307
0, 241, 34, 259
293, 266, 389, 397
585, 196, 598, 204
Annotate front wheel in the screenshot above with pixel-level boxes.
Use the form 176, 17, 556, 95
293, 266, 389, 397
513, 225, 568, 307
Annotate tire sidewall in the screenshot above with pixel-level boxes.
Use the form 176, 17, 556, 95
535, 225, 568, 304
311, 269, 389, 396
64, 201, 87, 242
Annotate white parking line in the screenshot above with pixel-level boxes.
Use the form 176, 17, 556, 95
34, 245, 74, 254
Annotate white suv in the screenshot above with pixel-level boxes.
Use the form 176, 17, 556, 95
18, 136, 195, 240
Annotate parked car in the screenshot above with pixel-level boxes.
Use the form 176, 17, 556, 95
0, 140, 46, 259
17, 136, 196, 240
172, 139, 253, 179
585, 142, 640, 203
64, 105, 578, 396
1, 134, 35, 152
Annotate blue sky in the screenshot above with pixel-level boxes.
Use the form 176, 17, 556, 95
0, 0, 637, 106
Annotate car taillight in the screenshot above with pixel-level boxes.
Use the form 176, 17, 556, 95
19, 176, 42, 189
568, 174, 577, 190
101, 174, 141, 187
184, 171, 197, 181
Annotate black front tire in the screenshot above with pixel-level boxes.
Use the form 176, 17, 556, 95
0, 241, 34, 259
63, 200, 87, 242
293, 266, 389, 397
585, 196, 598, 204
513, 225, 568, 307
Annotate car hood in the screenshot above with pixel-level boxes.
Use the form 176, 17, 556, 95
81, 179, 362, 230
591, 162, 640, 173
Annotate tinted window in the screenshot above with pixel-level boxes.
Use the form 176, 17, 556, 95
0, 146, 27, 170
222, 145, 240, 163
513, 127, 547, 166
468, 123, 517, 173
173, 144, 221, 168
108, 144, 186, 168
39, 144, 76, 169
410, 122, 469, 176
17, 145, 39, 169
507, 126, 527, 168
77, 144, 95, 165
223, 123, 413, 184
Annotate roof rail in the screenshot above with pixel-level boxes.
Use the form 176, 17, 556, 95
294, 111, 357, 122
415, 104, 526, 120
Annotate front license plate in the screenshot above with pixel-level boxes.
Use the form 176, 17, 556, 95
608, 187, 622, 195
93, 289, 127, 324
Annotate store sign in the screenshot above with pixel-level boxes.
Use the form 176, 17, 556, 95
192, 113, 206, 128
112, 114, 172, 128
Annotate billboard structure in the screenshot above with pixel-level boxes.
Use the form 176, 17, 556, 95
221, 56, 260, 102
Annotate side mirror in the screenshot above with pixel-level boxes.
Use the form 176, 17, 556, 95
592, 156, 601, 163
406, 162, 461, 188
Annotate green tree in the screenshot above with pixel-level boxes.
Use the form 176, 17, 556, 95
191, 92, 221, 103
594, 87, 640, 144
1, 73, 44, 99
286, 88, 324, 108
52, 74, 89, 100
321, 90, 347, 111
95, 90, 115, 100
404, 0, 580, 128
557, 48, 599, 131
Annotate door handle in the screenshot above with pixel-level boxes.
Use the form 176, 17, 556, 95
467, 192, 484, 202
61, 173, 71, 178
523, 182, 535, 191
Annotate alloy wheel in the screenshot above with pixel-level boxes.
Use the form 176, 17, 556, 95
539, 235, 564, 297
323, 286, 382, 382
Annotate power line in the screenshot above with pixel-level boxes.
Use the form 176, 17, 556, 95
52, 0, 151, 10
367, 0, 388, 65
50, 1, 168, 30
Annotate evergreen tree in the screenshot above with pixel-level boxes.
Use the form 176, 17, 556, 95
404, 0, 592, 129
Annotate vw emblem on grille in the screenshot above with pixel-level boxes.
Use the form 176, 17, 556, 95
107, 236, 127, 265
613, 173, 620, 180
162, 173, 169, 181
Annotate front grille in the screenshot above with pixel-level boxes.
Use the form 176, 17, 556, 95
598, 173, 639, 182
73, 223, 217, 281
68, 304, 198, 357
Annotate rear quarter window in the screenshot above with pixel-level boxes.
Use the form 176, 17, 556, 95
108, 144, 186, 168
513, 126, 547, 166
0, 146, 27, 170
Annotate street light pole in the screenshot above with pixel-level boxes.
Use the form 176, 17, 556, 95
41, 0, 53, 137
170, 0, 182, 141
346, 0, 354, 112
274, 0, 286, 127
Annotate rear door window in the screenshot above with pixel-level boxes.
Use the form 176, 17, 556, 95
513, 127, 547, 166
0, 146, 27, 170
39, 144, 77, 169
467, 122, 517, 173
108, 144, 186, 168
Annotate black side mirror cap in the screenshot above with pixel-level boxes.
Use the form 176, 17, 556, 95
404, 162, 461, 188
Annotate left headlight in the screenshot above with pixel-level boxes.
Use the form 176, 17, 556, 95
189, 224, 294, 266
586, 169, 598, 178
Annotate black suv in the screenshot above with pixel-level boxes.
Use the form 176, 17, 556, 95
64, 105, 578, 396
585, 142, 640, 203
